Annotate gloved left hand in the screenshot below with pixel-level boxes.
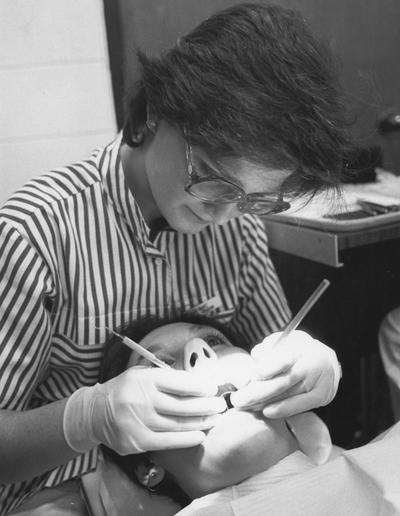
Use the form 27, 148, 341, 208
230, 330, 341, 418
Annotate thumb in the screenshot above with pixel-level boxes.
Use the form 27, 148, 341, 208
286, 412, 332, 465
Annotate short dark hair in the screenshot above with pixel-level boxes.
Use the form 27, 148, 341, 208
123, 3, 352, 198
99, 312, 248, 507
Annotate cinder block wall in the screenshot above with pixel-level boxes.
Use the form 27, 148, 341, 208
0, 0, 117, 205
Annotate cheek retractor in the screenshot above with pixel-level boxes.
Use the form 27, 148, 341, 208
217, 383, 237, 410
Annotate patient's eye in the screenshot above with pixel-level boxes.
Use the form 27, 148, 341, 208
203, 332, 227, 348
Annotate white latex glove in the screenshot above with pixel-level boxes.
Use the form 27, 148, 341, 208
286, 412, 332, 465
63, 366, 226, 455
230, 330, 341, 418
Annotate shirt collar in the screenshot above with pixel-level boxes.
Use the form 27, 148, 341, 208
96, 133, 152, 248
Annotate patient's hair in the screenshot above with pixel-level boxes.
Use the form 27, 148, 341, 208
123, 2, 353, 199
99, 312, 247, 506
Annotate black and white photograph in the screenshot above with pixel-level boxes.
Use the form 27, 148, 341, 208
1, 1, 400, 514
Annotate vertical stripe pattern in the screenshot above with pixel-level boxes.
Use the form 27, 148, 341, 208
0, 134, 290, 514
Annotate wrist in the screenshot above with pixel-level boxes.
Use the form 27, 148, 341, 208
63, 385, 103, 453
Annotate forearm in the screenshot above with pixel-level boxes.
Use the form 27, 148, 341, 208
0, 399, 80, 483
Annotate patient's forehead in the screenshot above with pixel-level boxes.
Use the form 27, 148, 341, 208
139, 322, 221, 350
128, 322, 223, 367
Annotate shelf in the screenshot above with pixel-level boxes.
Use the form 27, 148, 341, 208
263, 219, 400, 268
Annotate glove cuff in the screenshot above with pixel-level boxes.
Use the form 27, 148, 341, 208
63, 385, 102, 453
332, 358, 342, 395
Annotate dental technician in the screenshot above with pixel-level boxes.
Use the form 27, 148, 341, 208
0, 3, 349, 514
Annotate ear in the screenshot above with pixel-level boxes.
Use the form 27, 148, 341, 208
134, 461, 166, 488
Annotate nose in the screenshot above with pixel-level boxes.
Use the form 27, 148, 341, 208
183, 338, 218, 372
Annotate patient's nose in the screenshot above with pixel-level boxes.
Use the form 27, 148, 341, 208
183, 338, 218, 371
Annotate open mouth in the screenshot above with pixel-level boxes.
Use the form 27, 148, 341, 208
217, 382, 237, 410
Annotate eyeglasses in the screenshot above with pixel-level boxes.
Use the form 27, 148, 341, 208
183, 130, 291, 216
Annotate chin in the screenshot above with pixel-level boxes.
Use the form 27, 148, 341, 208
169, 216, 210, 234
156, 411, 290, 500
164, 205, 213, 234
205, 408, 270, 445
205, 409, 295, 480
180, 411, 276, 498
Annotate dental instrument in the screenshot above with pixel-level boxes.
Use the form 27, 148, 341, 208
274, 278, 330, 347
100, 326, 172, 369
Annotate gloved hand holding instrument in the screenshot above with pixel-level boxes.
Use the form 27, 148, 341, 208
231, 279, 342, 418
63, 280, 340, 456
63, 336, 226, 455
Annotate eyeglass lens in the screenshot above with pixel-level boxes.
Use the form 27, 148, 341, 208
189, 179, 244, 203
188, 180, 288, 214
184, 134, 290, 215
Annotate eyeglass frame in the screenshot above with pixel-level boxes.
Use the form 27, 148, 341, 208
183, 128, 291, 216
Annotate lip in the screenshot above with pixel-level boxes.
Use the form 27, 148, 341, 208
217, 382, 237, 397
205, 403, 267, 440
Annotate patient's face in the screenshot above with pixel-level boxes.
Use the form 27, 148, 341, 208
128, 321, 257, 387
128, 322, 297, 498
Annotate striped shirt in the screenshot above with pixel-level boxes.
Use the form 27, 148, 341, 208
0, 134, 290, 514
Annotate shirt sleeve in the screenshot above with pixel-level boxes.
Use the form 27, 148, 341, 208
0, 220, 54, 410
230, 215, 291, 347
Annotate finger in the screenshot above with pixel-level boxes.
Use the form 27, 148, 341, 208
252, 330, 310, 358
152, 369, 219, 396
231, 373, 301, 409
262, 391, 321, 419
155, 391, 227, 416
239, 380, 307, 413
252, 349, 297, 380
146, 412, 223, 432
146, 430, 207, 451
251, 332, 284, 356
286, 412, 332, 464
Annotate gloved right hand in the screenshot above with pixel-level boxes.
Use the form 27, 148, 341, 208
63, 366, 226, 455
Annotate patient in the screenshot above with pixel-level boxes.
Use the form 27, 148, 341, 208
97, 314, 331, 513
